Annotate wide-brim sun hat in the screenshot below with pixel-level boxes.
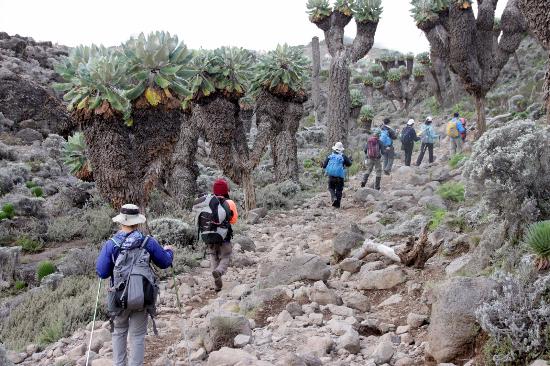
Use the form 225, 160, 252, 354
426, 116, 433, 122
112, 204, 146, 226
332, 142, 345, 152
407, 119, 415, 125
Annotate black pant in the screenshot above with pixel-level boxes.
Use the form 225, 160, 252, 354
403, 143, 414, 166
328, 176, 344, 206
416, 143, 434, 165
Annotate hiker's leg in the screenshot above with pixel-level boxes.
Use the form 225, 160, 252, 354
457, 137, 463, 153
112, 310, 130, 366
216, 242, 233, 275
327, 177, 336, 202
385, 147, 395, 173
127, 310, 148, 366
404, 145, 413, 166
206, 244, 219, 272
334, 177, 344, 207
428, 143, 434, 163
450, 138, 457, 156
374, 159, 383, 179
416, 143, 426, 165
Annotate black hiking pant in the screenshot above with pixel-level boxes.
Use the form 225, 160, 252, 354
328, 176, 344, 208
403, 143, 414, 166
416, 143, 434, 165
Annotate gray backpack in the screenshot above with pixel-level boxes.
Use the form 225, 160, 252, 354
107, 236, 159, 334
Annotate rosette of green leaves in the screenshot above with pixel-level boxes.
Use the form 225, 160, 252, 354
372, 76, 385, 89
350, 89, 363, 108
363, 72, 375, 86
182, 47, 253, 108
416, 52, 431, 65
359, 104, 374, 121
406, 52, 415, 60
250, 44, 310, 98
351, 0, 383, 23
306, 0, 332, 23
239, 94, 255, 110
410, 0, 449, 24
54, 45, 110, 83
369, 63, 384, 75
379, 52, 395, 64
63, 132, 91, 180
335, 0, 354, 16
123, 31, 193, 105
413, 66, 425, 78
54, 50, 132, 120
398, 65, 409, 78
386, 68, 402, 82
397, 53, 406, 62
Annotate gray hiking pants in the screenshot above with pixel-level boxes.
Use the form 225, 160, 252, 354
112, 309, 148, 366
382, 146, 394, 173
450, 137, 462, 155
207, 242, 233, 275
364, 158, 383, 179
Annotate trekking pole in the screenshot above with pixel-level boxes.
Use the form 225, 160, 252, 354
85, 278, 102, 366
171, 266, 192, 366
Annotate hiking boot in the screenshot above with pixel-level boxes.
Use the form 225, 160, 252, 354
212, 270, 223, 291
384, 170, 390, 176
360, 181, 366, 188
332, 199, 341, 208
375, 177, 382, 190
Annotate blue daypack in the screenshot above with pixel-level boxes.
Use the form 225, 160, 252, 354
325, 153, 345, 178
380, 129, 392, 147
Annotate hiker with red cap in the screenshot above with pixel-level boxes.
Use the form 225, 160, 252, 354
192, 178, 238, 292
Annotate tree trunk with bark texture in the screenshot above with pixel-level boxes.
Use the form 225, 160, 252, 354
475, 95, 487, 138
363, 85, 374, 106
312, 12, 378, 148
168, 113, 200, 209
82, 107, 183, 209
312, 36, 321, 122
519, 0, 550, 123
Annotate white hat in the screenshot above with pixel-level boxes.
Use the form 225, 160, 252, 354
112, 204, 146, 226
426, 116, 433, 122
332, 141, 345, 152
407, 119, 415, 125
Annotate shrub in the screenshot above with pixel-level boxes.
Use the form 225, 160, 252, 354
350, 89, 363, 108
58, 248, 97, 276
257, 180, 301, 210
149, 218, 195, 248
36, 261, 56, 281
30, 186, 44, 198
38, 321, 63, 345
0, 275, 107, 350
428, 208, 447, 231
25, 181, 37, 189
463, 121, 550, 230
47, 215, 85, 242
14, 280, 27, 291
476, 267, 550, 365
438, 181, 465, 203
524, 221, 550, 270
347, 150, 363, 177
81, 200, 116, 244
1, 203, 15, 219
449, 153, 467, 169
17, 235, 44, 253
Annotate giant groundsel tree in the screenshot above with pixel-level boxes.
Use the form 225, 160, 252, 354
54, 32, 193, 209
411, 0, 526, 137
307, 0, 382, 147
519, 0, 550, 124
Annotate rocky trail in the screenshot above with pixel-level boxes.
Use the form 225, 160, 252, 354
6, 138, 477, 366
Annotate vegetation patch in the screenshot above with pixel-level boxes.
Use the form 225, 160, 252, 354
449, 153, 468, 169
36, 261, 56, 281
438, 181, 465, 203
17, 235, 44, 253
0, 203, 15, 221
524, 220, 550, 270
428, 207, 447, 231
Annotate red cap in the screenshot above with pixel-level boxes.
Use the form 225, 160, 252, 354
212, 178, 229, 196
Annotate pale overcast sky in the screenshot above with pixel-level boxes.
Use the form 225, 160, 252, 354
0, 0, 506, 54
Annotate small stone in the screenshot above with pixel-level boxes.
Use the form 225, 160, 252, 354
326, 304, 354, 317
406, 313, 428, 329
337, 329, 361, 354
395, 357, 415, 366
371, 341, 394, 364
234, 334, 251, 348
396, 325, 410, 335
308, 313, 324, 326
377, 294, 403, 307
286, 302, 304, 317
190, 348, 207, 361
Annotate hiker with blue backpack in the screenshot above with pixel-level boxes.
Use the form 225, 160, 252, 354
96, 204, 174, 366
400, 119, 420, 167
360, 129, 384, 190
322, 141, 353, 208
416, 116, 439, 166
380, 118, 398, 175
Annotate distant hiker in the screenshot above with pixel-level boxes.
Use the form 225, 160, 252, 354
447, 112, 466, 155
460, 117, 468, 142
361, 129, 384, 190
400, 119, 420, 166
96, 204, 174, 366
416, 116, 439, 166
380, 118, 398, 175
322, 142, 353, 208
193, 178, 238, 292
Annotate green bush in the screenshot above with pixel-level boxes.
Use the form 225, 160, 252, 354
257, 180, 301, 210
1, 203, 15, 219
0, 276, 107, 350
303, 159, 314, 170
449, 153, 468, 169
438, 181, 465, 203
30, 186, 44, 197
347, 150, 363, 177
47, 215, 85, 242
14, 280, 27, 291
524, 220, 550, 265
38, 321, 63, 345
17, 235, 44, 253
303, 114, 315, 127
36, 261, 56, 281
25, 181, 37, 189
429, 208, 447, 231
0, 211, 7, 221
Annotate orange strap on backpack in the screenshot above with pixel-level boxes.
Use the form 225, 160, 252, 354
226, 199, 238, 224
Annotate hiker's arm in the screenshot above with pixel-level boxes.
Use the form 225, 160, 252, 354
343, 155, 352, 167
96, 241, 114, 279
321, 156, 329, 168
457, 122, 466, 133
414, 131, 420, 141
146, 238, 174, 269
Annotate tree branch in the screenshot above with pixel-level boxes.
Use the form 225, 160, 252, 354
349, 20, 378, 63
247, 113, 273, 170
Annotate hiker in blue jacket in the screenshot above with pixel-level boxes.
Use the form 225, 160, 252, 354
322, 141, 352, 208
96, 204, 174, 366
380, 118, 398, 175
416, 116, 439, 165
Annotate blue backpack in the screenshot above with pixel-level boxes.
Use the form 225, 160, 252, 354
325, 153, 345, 178
380, 129, 392, 147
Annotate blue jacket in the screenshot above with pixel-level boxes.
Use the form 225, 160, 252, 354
96, 230, 174, 279
421, 124, 439, 144
452, 118, 466, 133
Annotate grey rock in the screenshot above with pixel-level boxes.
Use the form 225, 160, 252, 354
233, 235, 256, 252
358, 265, 407, 290
333, 229, 364, 259
233, 334, 251, 348
15, 128, 43, 144
309, 280, 342, 305
338, 257, 363, 273
371, 341, 394, 364
0, 246, 21, 288
258, 254, 330, 288
353, 188, 382, 203
427, 277, 497, 362
337, 329, 361, 354
343, 292, 370, 313
406, 313, 429, 329
240, 287, 292, 314
285, 302, 304, 317
203, 313, 252, 353
1, 343, 15, 366
1, 194, 45, 218
249, 207, 268, 218
40, 272, 64, 290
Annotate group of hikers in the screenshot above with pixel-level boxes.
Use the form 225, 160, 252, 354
323, 113, 467, 208
95, 178, 237, 365
91, 113, 467, 365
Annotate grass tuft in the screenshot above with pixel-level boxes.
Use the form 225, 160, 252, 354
438, 181, 465, 203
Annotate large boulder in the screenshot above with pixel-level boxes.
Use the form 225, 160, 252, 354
332, 226, 364, 260
0, 246, 21, 288
257, 254, 330, 288
357, 265, 407, 290
427, 276, 497, 363
0, 343, 15, 366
